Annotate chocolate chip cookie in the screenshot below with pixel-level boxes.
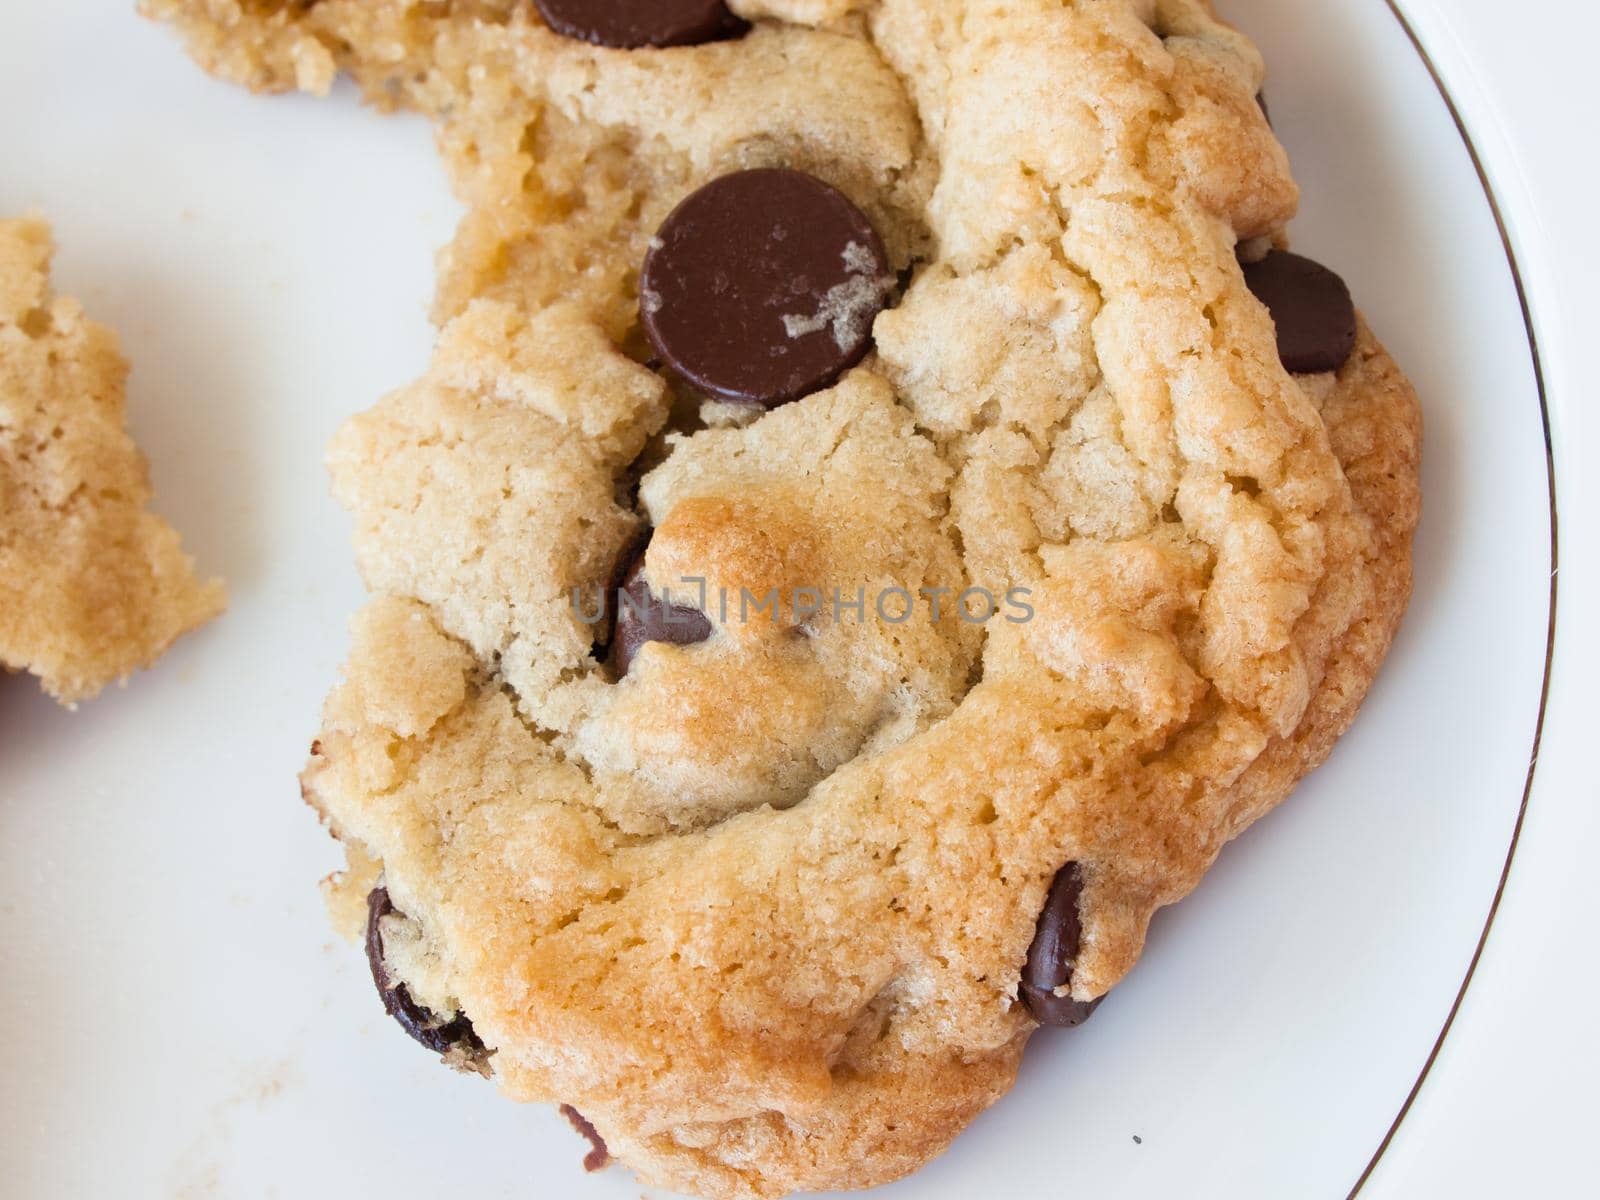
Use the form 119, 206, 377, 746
146, 2, 1421, 1196
0, 217, 224, 705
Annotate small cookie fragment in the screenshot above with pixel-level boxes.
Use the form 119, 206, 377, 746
0, 217, 224, 705
534, 0, 749, 49
640, 169, 892, 407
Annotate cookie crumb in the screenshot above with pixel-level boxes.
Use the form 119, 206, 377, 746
781, 268, 893, 351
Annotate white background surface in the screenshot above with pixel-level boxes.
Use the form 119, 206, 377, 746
0, 2, 1589, 1197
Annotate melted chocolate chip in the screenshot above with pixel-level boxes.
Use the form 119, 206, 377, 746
610, 538, 712, 678
534, 0, 748, 49
1019, 862, 1103, 1027
1241, 250, 1357, 374
559, 1105, 611, 1172
640, 168, 891, 407
365, 887, 486, 1058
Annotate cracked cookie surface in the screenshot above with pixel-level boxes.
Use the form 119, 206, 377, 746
0, 217, 224, 705
148, 2, 1420, 1196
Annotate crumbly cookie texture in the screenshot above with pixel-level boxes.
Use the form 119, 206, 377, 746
0, 218, 224, 705
149, 2, 1419, 1196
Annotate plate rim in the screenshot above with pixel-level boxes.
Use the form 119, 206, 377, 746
1347, 2, 1559, 1194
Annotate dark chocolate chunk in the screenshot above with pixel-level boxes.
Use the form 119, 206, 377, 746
640, 168, 891, 407
365, 886, 486, 1058
560, 1105, 611, 1172
610, 537, 712, 678
1241, 250, 1357, 374
1019, 862, 1103, 1027
534, 0, 748, 49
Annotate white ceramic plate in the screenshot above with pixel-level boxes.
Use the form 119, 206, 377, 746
0, 3, 1559, 1197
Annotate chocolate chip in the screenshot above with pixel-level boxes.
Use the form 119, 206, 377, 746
559, 1105, 611, 1172
1256, 90, 1271, 126
1019, 862, 1103, 1027
534, 0, 749, 49
610, 537, 712, 678
365, 886, 486, 1059
640, 168, 892, 407
1241, 250, 1357, 374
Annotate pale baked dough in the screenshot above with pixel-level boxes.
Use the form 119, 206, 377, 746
0, 217, 224, 705
146, 2, 1420, 1195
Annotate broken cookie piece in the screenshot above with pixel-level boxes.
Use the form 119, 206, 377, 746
0, 217, 224, 705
